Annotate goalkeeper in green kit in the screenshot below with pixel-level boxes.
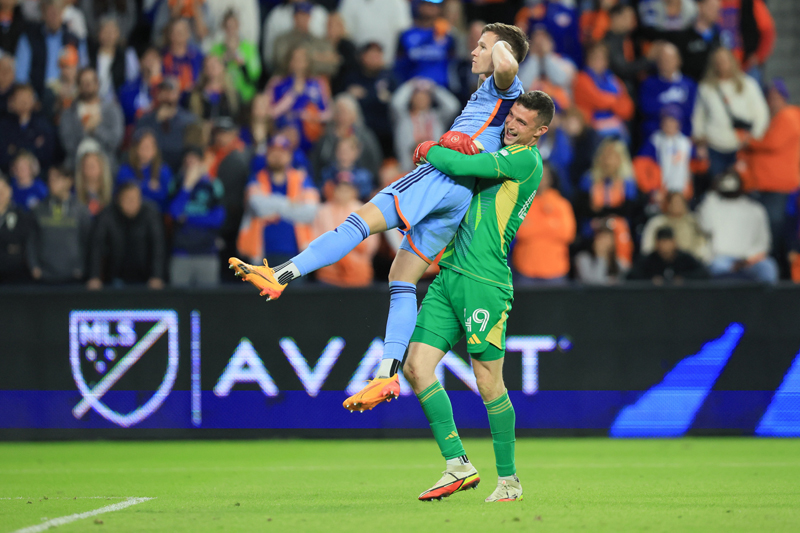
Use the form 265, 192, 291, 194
406, 90, 554, 503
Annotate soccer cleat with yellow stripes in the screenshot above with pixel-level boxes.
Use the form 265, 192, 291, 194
418, 463, 480, 501
228, 257, 287, 300
484, 475, 523, 502
343, 374, 400, 411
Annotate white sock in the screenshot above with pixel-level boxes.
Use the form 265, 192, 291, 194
272, 261, 301, 285
446, 455, 470, 467
375, 358, 400, 379
499, 474, 518, 482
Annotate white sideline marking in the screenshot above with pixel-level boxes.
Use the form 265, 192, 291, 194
0, 497, 127, 500
10, 497, 154, 533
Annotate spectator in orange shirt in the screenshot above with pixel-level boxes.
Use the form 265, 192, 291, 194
312, 181, 379, 288
739, 79, 800, 255
573, 42, 634, 140
512, 162, 575, 286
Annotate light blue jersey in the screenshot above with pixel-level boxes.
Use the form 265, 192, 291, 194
371, 75, 524, 262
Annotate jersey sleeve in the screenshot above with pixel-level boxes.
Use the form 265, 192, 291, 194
426, 144, 538, 182
483, 74, 524, 99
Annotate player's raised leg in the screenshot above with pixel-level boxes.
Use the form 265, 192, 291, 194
343, 249, 429, 410
473, 356, 523, 502
230, 201, 390, 299
404, 341, 479, 501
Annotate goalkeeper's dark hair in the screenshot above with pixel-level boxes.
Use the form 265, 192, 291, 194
481, 23, 529, 64
517, 91, 556, 127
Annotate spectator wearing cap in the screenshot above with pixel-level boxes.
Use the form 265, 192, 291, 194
14, 0, 87, 97
344, 42, 398, 158
206, 117, 249, 272
390, 77, 460, 172
117, 129, 174, 212
80, 0, 136, 44
168, 146, 225, 287
117, 47, 163, 126
87, 181, 166, 291
718, 0, 775, 75
237, 134, 320, 268
653, 0, 723, 81
274, 2, 338, 78
634, 105, 696, 202
311, 181, 379, 287
0, 0, 25, 55
135, 77, 199, 173
339, 0, 412, 68
320, 135, 374, 202
514, 0, 582, 67
394, 0, 456, 89
0, 175, 34, 283
209, 9, 261, 103
162, 18, 204, 97
628, 226, 709, 284
641, 192, 711, 262
188, 54, 239, 128
691, 46, 769, 179
697, 170, 778, 283
263, 0, 328, 72
42, 43, 79, 123
638, 0, 697, 32
0, 84, 57, 174
74, 140, 113, 216
9, 151, 47, 211
0, 54, 14, 117
573, 42, 634, 140
639, 42, 697, 139
87, 16, 139, 103
518, 27, 576, 101
28, 165, 91, 283
265, 45, 332, 154
59, 67, 124, 171
512, 162, 576, 285
738, 79, 800, 255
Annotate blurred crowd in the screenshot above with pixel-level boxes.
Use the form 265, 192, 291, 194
0, 0, 798, 291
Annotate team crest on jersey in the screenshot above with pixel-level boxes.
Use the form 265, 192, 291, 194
499, 149, 509, 156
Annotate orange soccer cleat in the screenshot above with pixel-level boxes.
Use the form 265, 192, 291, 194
418, 463, 480, 501
343, 374, 401, 412
228, 257, 287, 300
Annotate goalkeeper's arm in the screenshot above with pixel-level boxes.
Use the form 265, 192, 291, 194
425, 145, 526, 182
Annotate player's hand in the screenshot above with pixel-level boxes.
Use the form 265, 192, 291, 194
438, 130, 480, 155
413, 141, 438, 166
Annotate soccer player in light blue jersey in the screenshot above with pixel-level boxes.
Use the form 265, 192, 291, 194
230, 23, 530, 409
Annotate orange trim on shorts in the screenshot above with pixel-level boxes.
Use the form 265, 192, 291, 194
471, 99, 502, 140
405, 234, 432, 265
393, 195, 411, 232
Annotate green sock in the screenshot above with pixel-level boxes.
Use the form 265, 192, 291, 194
485, 390, 516, 477
416, 381, 465, 460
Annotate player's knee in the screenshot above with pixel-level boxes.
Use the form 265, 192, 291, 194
403, 359, 420, 384
476, 374, 504, 402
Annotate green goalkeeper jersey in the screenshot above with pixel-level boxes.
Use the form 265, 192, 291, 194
425, 143, 543, 291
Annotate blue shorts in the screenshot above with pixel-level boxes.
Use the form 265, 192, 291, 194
369, 164, 474, 262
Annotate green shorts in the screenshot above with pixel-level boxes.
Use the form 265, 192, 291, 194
410, 268, 513, 361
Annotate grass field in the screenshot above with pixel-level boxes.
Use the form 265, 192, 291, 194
1, 438, 799, 532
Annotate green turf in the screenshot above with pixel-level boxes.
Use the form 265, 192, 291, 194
1, 439, 799, 532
